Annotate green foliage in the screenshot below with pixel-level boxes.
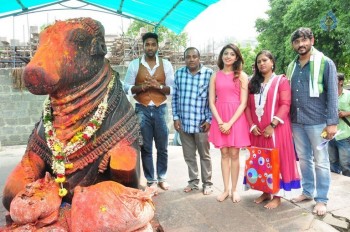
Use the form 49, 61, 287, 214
255, 0, 294, 74
126, 20, 188, 51
239, 45, 256, 75
255, 0, 350, 79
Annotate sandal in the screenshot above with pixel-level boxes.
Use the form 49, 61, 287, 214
203, 185, 213, 195
183, 185, 198, 193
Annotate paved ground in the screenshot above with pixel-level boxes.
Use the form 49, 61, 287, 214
1, 140, 350, 231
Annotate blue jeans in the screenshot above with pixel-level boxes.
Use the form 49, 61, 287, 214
135, 103, 169, 185
328, 138, 350, 177
292, 123, 331, 204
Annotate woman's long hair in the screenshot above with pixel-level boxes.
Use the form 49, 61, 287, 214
249, 50, 276, 94
217, 44, 244, 79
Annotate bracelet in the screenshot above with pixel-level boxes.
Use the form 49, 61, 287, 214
250, 124, 257, 133
270, 122, 277, 128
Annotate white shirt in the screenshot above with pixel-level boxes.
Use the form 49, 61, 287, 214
123, 55, 174, 106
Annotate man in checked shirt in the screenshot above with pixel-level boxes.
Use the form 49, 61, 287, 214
172, 47, 214, 195
287, 27, 338, 216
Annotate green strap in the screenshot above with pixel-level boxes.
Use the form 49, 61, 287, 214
310, 59, 314, 91
286, 62, 294, 80
286, 56, 298, 80
318, 57, 325, 93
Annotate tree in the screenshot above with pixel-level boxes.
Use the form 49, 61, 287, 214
239, 44, 256, 76
330, 0, 350, 79
255, 0, 350, 79
126, 20, 188, 52
283, 0, 349, 78
255, 0, 293, 74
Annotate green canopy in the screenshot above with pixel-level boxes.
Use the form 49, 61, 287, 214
0, 0, 219, 34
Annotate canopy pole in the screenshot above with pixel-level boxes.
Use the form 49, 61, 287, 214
12, 16, 15, 68
121, 16, 124, 34
27, 13, 32, 57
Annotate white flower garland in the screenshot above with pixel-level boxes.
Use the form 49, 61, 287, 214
43, 74, 115, 196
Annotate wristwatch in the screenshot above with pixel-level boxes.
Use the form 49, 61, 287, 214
159, 84, 164, 90
270, 122, 277, 128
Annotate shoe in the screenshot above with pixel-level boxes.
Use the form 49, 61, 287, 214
158, 181, 170, 190
203, 185, 213, 195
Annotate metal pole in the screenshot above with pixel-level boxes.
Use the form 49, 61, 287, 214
12, 16, 16, 68
27, 13, 32, 57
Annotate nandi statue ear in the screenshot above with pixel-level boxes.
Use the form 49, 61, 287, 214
79, 17, 107, 56
90, 37, 107, 56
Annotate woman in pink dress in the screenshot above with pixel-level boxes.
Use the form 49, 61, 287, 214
208, 44, 250, 203
245, 50, 301, 209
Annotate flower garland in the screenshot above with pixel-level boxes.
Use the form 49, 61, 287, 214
43, 75, 115, 197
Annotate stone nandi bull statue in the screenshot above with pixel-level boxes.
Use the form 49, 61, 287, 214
2, 18, 154, 231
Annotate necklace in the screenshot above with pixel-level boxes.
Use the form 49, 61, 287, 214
254, 73, 276, 122
43, 74, 115, 197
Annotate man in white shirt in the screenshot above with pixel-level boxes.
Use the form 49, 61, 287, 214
123, 32, 174, 192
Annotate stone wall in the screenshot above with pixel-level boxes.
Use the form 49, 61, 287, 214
0, 66, 174, 146
0, 69, 46, 146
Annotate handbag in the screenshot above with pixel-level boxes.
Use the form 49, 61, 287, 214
172, 131, 182, 146
244, 146, 280, 194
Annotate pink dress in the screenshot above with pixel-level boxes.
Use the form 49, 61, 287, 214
208, 71, 250, 148
245, 75, 301, 198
